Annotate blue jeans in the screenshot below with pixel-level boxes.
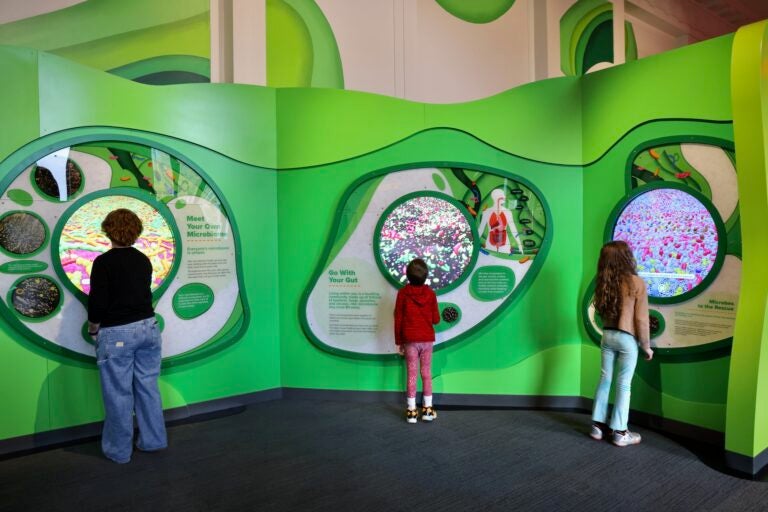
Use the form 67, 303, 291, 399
96, 317, 167, 463
591, 329, 639, 431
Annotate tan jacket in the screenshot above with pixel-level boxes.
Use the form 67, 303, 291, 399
602, 275, 650, 350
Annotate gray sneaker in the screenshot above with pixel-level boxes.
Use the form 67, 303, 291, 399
589, 424, 604, 441
612, 430, 642, 447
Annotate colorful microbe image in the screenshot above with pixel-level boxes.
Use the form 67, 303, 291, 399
59, 196, 176, 294
613, 188, 719, 298
378, 195, 475, 291
0, 212, 46, 255
12, 276, 61, 318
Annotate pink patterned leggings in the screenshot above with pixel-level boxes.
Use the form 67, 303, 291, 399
405, 342, 433, 398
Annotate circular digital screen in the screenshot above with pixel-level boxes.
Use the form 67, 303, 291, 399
59, 196, 176, 294
11, 276, 61, 319
34, 160, 82, 199
377, 195, 475, 291
613, 188, 719, 298
0, 212, 46, 255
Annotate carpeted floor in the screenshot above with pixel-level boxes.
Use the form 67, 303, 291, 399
1, 399, 767, 512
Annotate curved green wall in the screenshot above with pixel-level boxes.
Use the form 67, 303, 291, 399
0, 23, 766, 473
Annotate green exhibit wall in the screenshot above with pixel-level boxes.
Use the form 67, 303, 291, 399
0, 19, 767, 471
726, 20, 768, 468
0, 48, 279, 441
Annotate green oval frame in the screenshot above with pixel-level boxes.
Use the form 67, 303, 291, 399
50, 187, 183, 306
29, 157, 86, 203
0, 210, 50, 258
373, 190, 480, 295
580, 278, 732, 358
300, 164, 552, 360
0, 130, 250, 368
604, 181, 728, 305
6, 274, 63, 323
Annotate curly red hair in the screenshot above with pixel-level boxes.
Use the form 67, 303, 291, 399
101, 208, 143, 247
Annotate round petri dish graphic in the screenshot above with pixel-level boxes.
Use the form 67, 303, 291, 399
34, 160, 83, 200
376, 193, 477, 292
11, 276, 61, 319
613, 187, 722, 300
58, 195, 176, 294
0, 212, 47, 256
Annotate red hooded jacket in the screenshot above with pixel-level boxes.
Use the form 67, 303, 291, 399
394, 284, 440, 344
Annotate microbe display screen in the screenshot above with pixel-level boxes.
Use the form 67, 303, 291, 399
59, 196, 176, 294
378, 195, 475, 291
613, 188, 719, 298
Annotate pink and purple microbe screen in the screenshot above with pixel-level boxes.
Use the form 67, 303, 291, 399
379, 196, 474, 291
613, 188, 719, 298
59, 196, 176, 294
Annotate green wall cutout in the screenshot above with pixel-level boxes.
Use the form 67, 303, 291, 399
435, 0, 517, 24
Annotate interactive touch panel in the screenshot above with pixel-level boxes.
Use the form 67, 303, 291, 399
377, 194, 475, 291
613, 188, 719, 298
59, 196, 175, 294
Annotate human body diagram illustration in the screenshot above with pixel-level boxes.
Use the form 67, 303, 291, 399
477, 189, 524, 255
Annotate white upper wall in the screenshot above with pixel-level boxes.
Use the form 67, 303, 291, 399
0, 0, 84, 24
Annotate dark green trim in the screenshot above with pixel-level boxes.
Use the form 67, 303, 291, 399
0, 129, 250, 368
372, 190, 479, 295
299, 163, 552, 361
0, 210, 50, 258
6, 274, 63, 323
107, 55, 211, 81
624, 136, 735, 194
649, 308, 665, 339
604, 181, 728, 305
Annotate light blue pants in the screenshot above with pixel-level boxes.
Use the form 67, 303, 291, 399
96, 317, 167, 463
591, 329, 639, 431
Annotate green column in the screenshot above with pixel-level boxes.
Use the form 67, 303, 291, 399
726, 19, 768, 473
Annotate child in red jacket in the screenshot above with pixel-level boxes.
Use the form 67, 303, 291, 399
394, 258, 440, 423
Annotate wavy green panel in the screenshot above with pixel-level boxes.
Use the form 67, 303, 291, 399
581, 34, 733, 163
282, 0, 343, 88
560, 0, 612, 76
108, 55, 211, 81
625, 21, 638, 62
0, 32, 734, 170
53, 13, 211, 71
726, 20, 768, 459
435, 0, 517, 24
0, 0, 209, 53
267, 0, 313, 87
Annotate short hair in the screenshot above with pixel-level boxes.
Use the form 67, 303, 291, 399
406, 258, 429, 285
101, 208, 143, 247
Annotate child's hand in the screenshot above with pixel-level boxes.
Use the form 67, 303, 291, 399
397, 345, 405, 356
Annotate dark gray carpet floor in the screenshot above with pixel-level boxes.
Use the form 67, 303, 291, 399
1, 399, 768, 512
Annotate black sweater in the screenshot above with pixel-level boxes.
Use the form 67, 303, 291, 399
88, 247, 154, 327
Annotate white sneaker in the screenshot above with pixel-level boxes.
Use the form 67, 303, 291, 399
612, 430, 642, 447
421, 406, 437, 422
406, 408, 418, 424
589, 424, 604, 441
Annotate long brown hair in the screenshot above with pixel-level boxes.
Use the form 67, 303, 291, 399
594, 240, 637, 321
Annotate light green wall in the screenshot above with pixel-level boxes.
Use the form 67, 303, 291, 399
726, 20, 768, 460
0, 22, 767, 467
